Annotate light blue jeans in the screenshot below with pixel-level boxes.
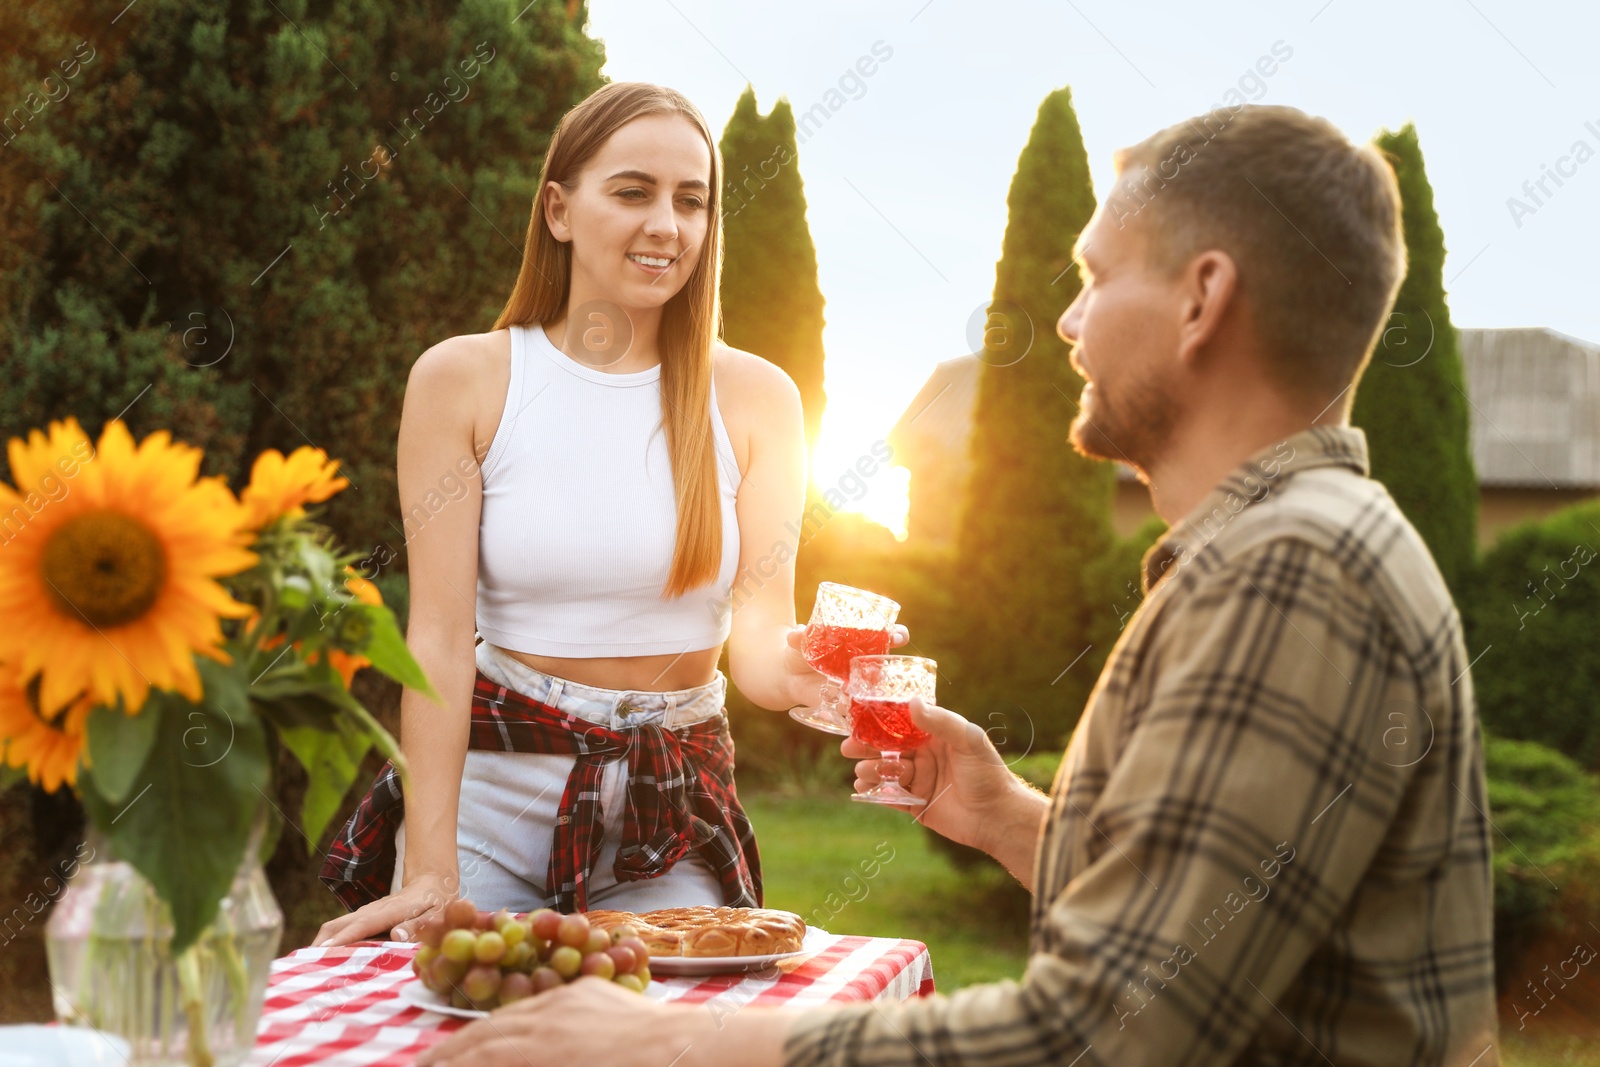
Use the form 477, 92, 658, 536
392, 640, 728, 911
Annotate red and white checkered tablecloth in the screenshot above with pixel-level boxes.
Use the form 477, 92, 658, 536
246, 934, 935, 1067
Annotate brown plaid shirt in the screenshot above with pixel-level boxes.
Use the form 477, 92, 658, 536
786, 425, 1499, 1066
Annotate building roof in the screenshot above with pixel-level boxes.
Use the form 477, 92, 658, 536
888, 326, 1600, 495
1459, 327, 1600, 489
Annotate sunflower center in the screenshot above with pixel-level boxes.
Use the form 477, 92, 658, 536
41, 509, 168, 628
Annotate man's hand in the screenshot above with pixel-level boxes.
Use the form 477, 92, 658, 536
415, 977, 790, 1067
313, 870, 457, 947
844, 696, 1047, 883
780, 623, 910, 711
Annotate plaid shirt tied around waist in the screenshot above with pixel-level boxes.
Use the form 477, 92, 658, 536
319, 669, 762, 914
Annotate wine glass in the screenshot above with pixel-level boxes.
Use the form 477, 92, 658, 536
846, 655, 936, 807
789, 583, 901, 736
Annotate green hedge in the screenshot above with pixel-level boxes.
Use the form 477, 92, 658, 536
1465, 498, 1600, 767
1482, 733, 1600, 986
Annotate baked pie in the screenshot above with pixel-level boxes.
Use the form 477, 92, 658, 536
585, 906, 807, 958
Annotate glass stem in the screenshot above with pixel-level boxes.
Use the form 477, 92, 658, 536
881, 751, 902, 786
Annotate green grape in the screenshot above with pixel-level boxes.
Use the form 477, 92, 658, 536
501, 920, 528, 948
463, 963, 501, 1005
613, 974, 646, 993
548, 945, 583, 979
474, 930, 507, 964
502, 941, 534, 971
582, 929, 612, 955
440, 928, 477, 963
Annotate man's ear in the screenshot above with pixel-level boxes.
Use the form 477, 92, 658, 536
1175, 250, 1237, 368
544, 180, 573, 242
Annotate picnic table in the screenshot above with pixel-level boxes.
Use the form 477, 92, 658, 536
246, 934, 936, 1066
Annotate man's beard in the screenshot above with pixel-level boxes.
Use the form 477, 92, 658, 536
1067, 370, 1177, 474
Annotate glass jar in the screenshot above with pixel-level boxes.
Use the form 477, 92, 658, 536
44, 812, 284, 1067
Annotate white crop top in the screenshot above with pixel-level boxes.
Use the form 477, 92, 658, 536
475, 323, 742, 657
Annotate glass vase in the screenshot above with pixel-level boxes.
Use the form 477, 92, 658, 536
44, 812, 284, 1067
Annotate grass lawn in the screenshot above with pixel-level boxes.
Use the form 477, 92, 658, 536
744, 792, 1029, 991
1502, 1033, 1600, 1067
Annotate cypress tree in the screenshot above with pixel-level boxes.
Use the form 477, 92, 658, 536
1351, 124, 1478, 598
0, 0, 605, 561
717, 87, 827, 449
950, 87, 1116, 748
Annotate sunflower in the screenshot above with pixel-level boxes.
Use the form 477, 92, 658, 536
240, 446, 349, 529
0, 662, 92, 792
0, 418, 258, 716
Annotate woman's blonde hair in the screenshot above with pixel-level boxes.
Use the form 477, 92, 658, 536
493, 82, 725, 599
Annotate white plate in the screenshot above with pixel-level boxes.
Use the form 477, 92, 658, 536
398, 978, 490, 1019
646, 926, 830, 976
0, 1025, 130, 1066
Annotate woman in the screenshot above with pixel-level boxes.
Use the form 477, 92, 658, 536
313, 82, 899, 945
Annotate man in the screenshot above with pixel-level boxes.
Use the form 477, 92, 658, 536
418, 103, 1498, 1067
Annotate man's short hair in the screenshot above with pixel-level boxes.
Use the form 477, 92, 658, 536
1108, 104, 1406, 402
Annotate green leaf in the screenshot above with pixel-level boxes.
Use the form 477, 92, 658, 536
254, 692, 343, 732
197, 656, 251, 721
0, 761, 27, 793
359, 603, 439, 702
85, 699, 163, 805
277, 720, 372, 852
80, 694, 271, 955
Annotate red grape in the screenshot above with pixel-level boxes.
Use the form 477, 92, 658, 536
606, 945, 638, 974
418, 917, 446, 949
530, 966, 563, 994
529, 909, 562, 942
474, 910, 496, 931
497, 972, 534, 1005
442, 900, 477, 930
580, 952, 616, 980
556, 913, 591, 948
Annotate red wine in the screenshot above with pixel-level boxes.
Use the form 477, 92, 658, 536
848, 697, 931, 751
803, 624, 892, 682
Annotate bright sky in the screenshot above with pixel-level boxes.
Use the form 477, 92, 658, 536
587, 0, 1600, 536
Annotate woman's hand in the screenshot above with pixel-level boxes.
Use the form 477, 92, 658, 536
779, 623, 911, 711
312, 870, 458, 947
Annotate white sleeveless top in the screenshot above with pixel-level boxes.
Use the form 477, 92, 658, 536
475, 323, 742, 657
